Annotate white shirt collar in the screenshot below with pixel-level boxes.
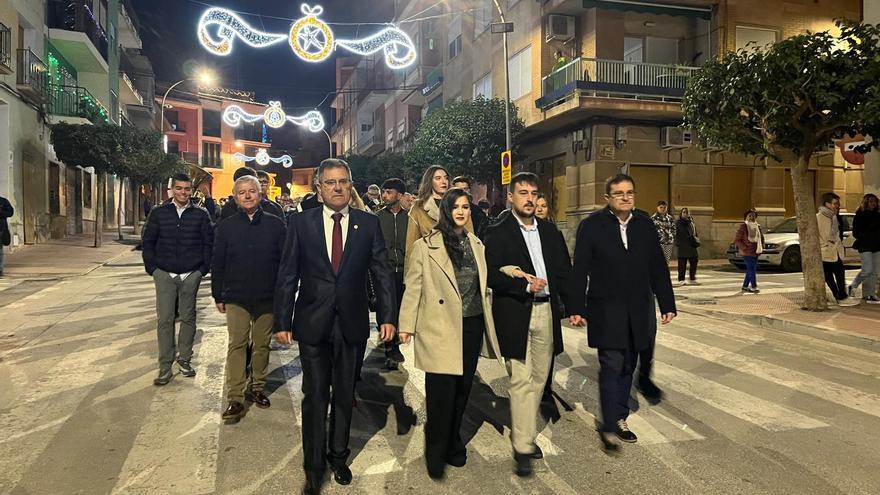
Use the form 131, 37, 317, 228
512, 210, 538, 231
323, 205, 350, 218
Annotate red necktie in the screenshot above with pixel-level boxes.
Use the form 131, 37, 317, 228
331, 212, 343, 274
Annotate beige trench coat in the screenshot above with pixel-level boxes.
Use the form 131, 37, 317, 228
398, 230, 504, 375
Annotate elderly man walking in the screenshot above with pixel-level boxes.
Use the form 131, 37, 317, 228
142, 173, 214, 386
213, 175, 286, 423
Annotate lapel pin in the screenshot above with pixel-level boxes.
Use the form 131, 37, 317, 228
353, 224, 359, 230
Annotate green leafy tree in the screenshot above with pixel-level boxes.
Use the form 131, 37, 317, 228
405, 98, 524, 188
683, 20, 880, 310
345, 152, 409, 191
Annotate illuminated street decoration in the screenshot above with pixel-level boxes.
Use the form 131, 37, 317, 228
223, 103, 325, 132
198, 4, 416, 69
233, 149, 294, 168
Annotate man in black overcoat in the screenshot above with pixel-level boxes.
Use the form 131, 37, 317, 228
274, 159, 396, 495
569, 173, 676, 450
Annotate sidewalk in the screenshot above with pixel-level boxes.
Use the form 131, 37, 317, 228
1, 228, 139, 280
678, 289, 880, 343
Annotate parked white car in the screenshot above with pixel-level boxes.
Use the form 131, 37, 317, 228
727, 214, 860, 272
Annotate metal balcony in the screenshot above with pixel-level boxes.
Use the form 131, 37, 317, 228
48, 84, 111, 125
47, 0, 110, 69
16, 49, 48, 104
0, 22, 11, 75
537, 58, 698, 109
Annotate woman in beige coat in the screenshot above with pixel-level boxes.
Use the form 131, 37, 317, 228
399, 188, 503, 480
405, 165, 473, 272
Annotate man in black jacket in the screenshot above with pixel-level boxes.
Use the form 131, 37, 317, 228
570, 174, 676, 450
485, 172, 581, 477
376, 178, 408, 364
142, 173, 214, 386
212, 175, 286, 423
0, 194, 13, 277
274, 159, 396, 494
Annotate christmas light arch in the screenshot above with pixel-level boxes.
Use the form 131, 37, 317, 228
198, 3, 416, 69
223, 102, 325, 133
233, 149, 294, 168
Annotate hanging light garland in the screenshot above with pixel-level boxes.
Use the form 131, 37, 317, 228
198, 3, 417, 69
233, 149, 294, 168
223, 101, 325, 133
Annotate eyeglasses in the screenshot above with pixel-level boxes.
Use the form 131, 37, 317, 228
608, 191, 636, 199
320, 178, 352, 189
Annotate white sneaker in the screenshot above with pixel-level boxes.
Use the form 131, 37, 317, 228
866, 295, 880, 305
837, 298, 860, 307
677, 281, 687, 287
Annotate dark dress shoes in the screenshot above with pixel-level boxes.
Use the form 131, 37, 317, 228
252, 391, 271, 408
513, 452, 533, 477
614, 420, 638, 443
530, 444, 544, 459
445, 454, 466, 468
328, 463, 352, 485
636, 375, 664, 405
302, 471, 324, 495
221, 401, 244, 424
598, 431, 620, 451
153, 369, 173, 386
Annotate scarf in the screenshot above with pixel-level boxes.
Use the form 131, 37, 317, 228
819, 206, 839, 240
746, 220, 762, 255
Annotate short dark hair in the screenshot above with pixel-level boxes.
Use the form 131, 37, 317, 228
657, 200, 668, 206
255, 170, 270, 180
508, 172, 539, 193
452, 176, 471, 186
382, 178, 406, 194
316, 158, 351, 181
820, 191, 840, 205
170, 173, 192, 187
233, 166, 257, 181
605, 173, 635, 195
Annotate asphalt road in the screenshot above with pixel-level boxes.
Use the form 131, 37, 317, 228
1, 251, 878, 494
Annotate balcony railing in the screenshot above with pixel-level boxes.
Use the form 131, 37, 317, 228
0, 22, 11, 73
48, 84, 110, 125
47, 0, 110, 61
120, 71, 144, 106
537, 58, 698, 109
16, 49, 48, 103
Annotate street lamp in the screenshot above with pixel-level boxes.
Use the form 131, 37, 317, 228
321, 128, 334, 158
491, 0, 513, 152
160, 69, 216, 150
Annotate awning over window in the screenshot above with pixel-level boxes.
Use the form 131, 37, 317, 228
582, 0, 712, 20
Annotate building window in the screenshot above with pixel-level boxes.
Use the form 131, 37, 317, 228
473, 72, 492, 99
507, 45, 532, 100
713, 168, 752, 220
448, 14, 462, 60
474, 0, 492, 38
165, 110, 182, 131
166, 139, 179, 155
203, 109, 221, 137
387, 128, 394, 150
202, 142, 221, 168
735, 26, 778, 52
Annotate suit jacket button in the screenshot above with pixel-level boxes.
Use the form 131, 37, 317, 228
439, 299, 444, 304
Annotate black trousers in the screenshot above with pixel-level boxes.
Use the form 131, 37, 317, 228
299, 317, 361, 474
597, 333, 637, 432
424, 315, 484, 474
677, 257, 698, 281
823, 258, 847, 300
387, 271, 405, 353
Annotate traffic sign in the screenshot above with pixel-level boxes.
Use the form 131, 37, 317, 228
501, 150, 512, 185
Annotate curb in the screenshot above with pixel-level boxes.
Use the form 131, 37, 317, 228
678, 303, 880, 347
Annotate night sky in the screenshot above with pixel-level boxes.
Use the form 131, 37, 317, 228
130, 0, 396, 113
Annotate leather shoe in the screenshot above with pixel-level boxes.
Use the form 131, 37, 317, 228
636, 376, 664, 405
328, 463, 352, 485
446, 454, 466, 467
513, 452, 532, 477
222, 401, 244, 424
252, 390, 271, 408
598, 431, 620, 451
529, 444, 543, 459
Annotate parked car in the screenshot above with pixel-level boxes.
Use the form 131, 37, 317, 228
727, 214, 860, 272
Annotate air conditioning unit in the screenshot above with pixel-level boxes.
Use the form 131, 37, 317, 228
661, 127, 693, 149
546, 15, 575, 42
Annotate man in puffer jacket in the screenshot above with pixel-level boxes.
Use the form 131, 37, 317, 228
142, 173, 214, 386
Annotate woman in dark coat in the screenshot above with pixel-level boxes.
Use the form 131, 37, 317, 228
848, 193, 880, 303
675, 207, 700, 285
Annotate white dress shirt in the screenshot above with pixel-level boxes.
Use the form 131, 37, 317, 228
618, 211, 633, 250
513, 212, 549, 296
322, 205, 350, 262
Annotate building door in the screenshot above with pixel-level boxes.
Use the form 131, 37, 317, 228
66, 166, 78, 235
629, 165, 670, 214
22, 155, 46, 244
783, 169, 817, 217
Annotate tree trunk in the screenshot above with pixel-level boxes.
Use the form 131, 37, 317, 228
132, 182, 142, 236
94, 173, 104, 248
116, 178, 124, 241
790, 153, 826, 311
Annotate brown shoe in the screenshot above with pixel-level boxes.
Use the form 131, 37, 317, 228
252, 391, 271, 409
222, 401, 244, 423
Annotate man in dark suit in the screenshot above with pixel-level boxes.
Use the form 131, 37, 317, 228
274, 158, 397, 495
569, 173, 676, 450
485, 172, 582, 477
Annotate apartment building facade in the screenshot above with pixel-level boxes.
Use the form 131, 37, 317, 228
333, 0, 866, 256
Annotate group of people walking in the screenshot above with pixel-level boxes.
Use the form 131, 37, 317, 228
134, 156, 880, 494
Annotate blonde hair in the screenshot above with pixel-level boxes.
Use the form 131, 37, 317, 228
350, 186, 367, 210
